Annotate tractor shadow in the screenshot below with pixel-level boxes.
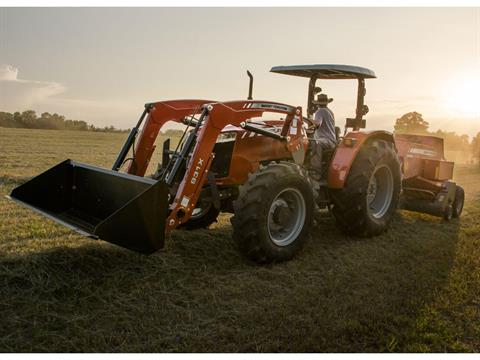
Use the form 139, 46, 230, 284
0, 211, 461, 352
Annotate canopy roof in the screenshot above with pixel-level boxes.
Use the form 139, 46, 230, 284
270, 64, 376, 79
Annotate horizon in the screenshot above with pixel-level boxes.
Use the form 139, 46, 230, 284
1, 7, 479, 135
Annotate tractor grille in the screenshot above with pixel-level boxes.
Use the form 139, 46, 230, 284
211, 140, 235, 178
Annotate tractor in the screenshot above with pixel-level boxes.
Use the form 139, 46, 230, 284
8, 64, 464, 263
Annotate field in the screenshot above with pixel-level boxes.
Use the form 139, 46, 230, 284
1, 127, 480, 352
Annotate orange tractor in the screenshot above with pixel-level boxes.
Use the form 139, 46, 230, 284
9, 64, 464, 262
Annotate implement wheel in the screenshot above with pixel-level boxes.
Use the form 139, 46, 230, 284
452, 185, 465, 218
231, 162, 314, 263
330, 139, 401, 237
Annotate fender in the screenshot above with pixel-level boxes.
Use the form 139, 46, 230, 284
327, 130, 396, 189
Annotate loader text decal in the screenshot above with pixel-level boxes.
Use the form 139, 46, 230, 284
244, 103, 294, 113
191, 158, 204, 185
408, 148, 437, 157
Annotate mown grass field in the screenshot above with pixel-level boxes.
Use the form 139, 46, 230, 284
1, 127, 480, 352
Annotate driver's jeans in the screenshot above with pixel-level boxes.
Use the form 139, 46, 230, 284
310, 138, 336, 171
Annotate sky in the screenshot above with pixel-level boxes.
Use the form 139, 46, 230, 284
0, 7, 479, 134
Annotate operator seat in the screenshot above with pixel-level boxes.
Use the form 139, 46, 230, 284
305, 126, 341, 179
307, 126, 341, 160
320, 126, 341, 160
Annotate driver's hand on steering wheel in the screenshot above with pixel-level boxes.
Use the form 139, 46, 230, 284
306, 125, 316, 135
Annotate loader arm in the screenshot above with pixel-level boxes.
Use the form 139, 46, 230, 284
162, 100, 305, 232
126, 99, 217, 176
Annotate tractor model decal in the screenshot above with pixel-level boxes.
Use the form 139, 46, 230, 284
191, 158, 204, 185
244, 102, 294, 113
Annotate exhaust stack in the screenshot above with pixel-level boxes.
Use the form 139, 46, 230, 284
247, 70, 253, 100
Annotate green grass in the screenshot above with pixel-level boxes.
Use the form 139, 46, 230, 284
1, 127, 480, 352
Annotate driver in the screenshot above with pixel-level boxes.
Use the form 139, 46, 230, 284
311, 93, 337, 171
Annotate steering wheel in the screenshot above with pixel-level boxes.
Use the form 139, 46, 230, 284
302, 116, 316, 136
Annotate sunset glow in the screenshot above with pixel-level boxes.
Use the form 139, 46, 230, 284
444, 71, 480, 117
0, 8, 478, 135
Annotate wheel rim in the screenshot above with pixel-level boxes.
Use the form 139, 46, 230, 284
445, 205, 453, 220
191, 203, 210, 219
367, 164, 394, 219
267, 188, 306, 247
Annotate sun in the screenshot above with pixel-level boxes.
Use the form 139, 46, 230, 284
443, 71, 480, 117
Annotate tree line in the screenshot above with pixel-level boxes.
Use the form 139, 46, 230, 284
1, 109, 479, 163
394, 111, 480, 164
0, 110, 128, 132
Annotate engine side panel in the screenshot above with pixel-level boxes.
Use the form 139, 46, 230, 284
215, 129, 292, 186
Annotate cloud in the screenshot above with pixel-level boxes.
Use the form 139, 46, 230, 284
0, 64, 66, 111
0, 64, 19, 81
0, 64, 137, 127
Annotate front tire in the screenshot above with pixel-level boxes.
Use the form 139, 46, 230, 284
231, 162, 314, 263
180, 203, 220, 230
330, 139, 401, 237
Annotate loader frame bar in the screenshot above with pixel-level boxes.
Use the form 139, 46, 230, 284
121, 99, 305, 233
112, 104, 153, 171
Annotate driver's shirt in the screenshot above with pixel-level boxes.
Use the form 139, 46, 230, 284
313, 107, 336, 149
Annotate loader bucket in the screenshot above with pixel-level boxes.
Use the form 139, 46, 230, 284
8, 160, 169, 254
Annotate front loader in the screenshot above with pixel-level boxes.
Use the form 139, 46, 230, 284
9, 64, 458, 263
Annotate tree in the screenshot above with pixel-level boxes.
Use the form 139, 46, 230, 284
50, 113, 66, 129
19, 110, 38, 128
0, 110, 116, 132
0, 112, 14, 127
64, 119, 88, 131
394, 112, 430, 134
472, 132, 480, 166
12, 112, 23, 127
434, 130, 471, 153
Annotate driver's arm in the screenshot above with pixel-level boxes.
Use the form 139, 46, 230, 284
313, 110, 323, 129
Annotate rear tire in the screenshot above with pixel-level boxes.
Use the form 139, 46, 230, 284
231, 162, 314, 263
330, 139, 401, 237
453, 185, 465, 218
